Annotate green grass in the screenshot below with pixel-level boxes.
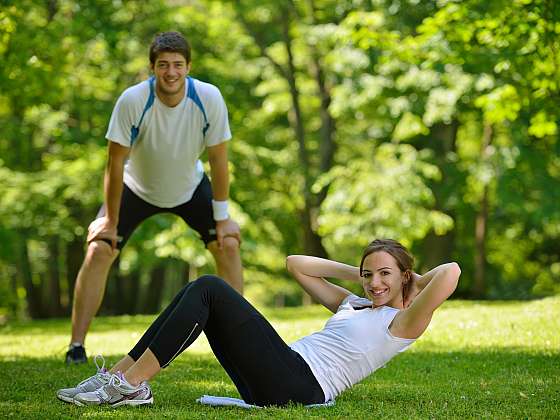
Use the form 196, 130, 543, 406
1, 297, 559, 419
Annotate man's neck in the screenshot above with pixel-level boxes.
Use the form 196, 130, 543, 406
155, 84, 185, 108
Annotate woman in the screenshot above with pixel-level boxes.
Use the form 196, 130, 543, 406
57, 239, 460, 407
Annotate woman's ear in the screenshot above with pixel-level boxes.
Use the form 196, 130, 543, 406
403, 270, 411, 284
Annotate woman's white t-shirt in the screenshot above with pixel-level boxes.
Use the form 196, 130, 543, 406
105, 78, 231, 208
290, 294, 416, 402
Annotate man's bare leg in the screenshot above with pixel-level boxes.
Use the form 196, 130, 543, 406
208, 237, 243, 294
70, 240, 119, 345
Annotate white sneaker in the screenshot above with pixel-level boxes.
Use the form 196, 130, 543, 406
57, 355, 111, 403
73, 372, 153, 407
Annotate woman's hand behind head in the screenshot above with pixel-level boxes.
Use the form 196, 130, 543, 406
403, 272, 422, 308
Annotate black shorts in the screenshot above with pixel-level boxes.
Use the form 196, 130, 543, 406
95, 174, 217, 249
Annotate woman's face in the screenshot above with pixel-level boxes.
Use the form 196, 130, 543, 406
361, 251, 406, 308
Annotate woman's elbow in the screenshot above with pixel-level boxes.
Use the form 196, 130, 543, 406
286, 255, 300, 273
447, 262, 461, 289
451, 262, 461, 277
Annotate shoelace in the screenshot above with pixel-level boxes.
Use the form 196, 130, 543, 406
93, 354, 106, 372
108, 372, 124, 387
76, 355, 108, 387
94, 373, 123, 402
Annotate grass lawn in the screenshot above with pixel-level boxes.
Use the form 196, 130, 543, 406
0, 296, 559, 419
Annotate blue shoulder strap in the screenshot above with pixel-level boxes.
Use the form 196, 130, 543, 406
130, 76, 155, 146
187, 76, 210, 136
130, 76, 209, 146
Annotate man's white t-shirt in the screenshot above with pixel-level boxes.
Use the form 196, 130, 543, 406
105, 78, 231, 208
290, 294, 416, 402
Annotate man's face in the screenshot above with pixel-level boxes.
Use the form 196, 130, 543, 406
151, 52, 190, 97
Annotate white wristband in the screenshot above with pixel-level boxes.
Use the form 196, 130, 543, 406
212, 200, 229, 221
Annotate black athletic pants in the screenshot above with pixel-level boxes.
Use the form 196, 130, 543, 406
128, 275, 325, 406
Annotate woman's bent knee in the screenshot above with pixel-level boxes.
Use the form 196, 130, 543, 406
193, 274, 226, 287
190, 275, 231, 296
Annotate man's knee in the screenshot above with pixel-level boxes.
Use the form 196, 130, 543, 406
222, 236, 240, 254
209, 237, 240, 259
86, 240, 119, 265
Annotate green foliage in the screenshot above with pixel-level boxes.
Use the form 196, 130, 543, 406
318, 143, 452, 261
0, 0, 558, 318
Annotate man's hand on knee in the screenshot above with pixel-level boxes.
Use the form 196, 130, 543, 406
87, 239, 120, 260
215, 218, 241, 250
87, 216, 121, 250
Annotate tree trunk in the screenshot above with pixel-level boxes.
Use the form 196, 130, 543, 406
47, 236, 63, 316
18, 236, 43, 318
10, 267, 19, 315
112, 264, 126, 315
421, 230, 456, 274
46, 0, 58, 22
125, 270, 141, 314
236, 5, 328, 258
420, 121, 459, 271
188, 262, 197, 281
110, 266, 142, 315
473, 124, 493, 297
65, 238, 85, 314
474, 186, 488, 297
280, 9, 328, 258
142, 264, 166, 313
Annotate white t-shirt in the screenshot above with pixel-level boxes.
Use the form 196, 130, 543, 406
290, 294, 416, 402
105, 78, 232, 207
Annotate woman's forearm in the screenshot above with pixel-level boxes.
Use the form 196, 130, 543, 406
286, 256, 361, 283
286, 255, 356, 313
415, 263, 460, 291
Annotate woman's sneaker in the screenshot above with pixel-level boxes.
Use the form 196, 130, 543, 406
73, 372, 153, 407
57, 355, 110, 403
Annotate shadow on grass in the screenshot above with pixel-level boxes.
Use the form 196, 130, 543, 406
1, 348, 558, 419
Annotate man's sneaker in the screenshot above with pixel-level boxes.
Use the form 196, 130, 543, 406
73, 372, 153, 407
65, 343, 87, 365
57, 355, 110, 403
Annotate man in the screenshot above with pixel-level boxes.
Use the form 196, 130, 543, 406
66, 31, 243, 364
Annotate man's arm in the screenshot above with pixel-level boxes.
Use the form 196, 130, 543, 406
87, 141, 130, 248
207, 142, 241, 248
207, 142, 229, 201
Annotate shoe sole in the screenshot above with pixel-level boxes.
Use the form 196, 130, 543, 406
72, 397, 153, 407
111, 397, 154, 408
73, 398, 104, 407
57, 394, 75, 403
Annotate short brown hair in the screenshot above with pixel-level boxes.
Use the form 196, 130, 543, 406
149, 31, 191, 65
